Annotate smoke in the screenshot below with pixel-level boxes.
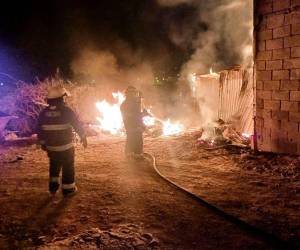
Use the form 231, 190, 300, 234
71, 46, 155, 96
159, 0, 253, 77
157, 0, 253, 127
70, 43, 195, 123
70, 0, 253, 126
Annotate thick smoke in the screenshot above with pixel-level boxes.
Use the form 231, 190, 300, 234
70, 45, 187, 121
156, 0, 253, 127
70, 0, 253, 126
157, 0, 253, 75
71, 46, 155, 97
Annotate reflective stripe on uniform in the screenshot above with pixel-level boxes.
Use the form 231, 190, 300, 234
41, 124, 72, 131
46, 143, 74, 152
62, 183, 76, 190
49, 177, 59, 183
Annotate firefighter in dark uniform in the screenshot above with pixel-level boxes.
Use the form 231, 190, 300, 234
120, 86, 147, 159
37, 86, 87, 196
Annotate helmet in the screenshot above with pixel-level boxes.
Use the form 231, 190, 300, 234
125, 86, 138, 97
47, 86, 71, 99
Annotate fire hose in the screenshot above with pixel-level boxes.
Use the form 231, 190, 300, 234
143, 152, 297, 250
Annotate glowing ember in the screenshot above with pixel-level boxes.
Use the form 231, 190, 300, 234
162, 119, 184, 136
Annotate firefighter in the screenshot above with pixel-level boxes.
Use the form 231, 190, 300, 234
37, 86, 87, 196
120, 86, 147, 159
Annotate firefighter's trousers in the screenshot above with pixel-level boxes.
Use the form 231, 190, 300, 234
47, 147, 75, 194
125, 130, 143, 155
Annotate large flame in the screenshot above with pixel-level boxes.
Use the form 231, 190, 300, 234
95, 92, 124, 135
96, 92, 184, 136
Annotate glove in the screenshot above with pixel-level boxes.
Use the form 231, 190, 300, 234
81, 137, 88, 148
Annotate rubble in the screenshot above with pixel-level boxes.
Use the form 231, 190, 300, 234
38, 226, 159, 250
195, 120, 251, 149
0, 113, 18, 142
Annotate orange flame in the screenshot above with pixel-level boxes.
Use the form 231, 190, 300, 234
95, 92, 184, 136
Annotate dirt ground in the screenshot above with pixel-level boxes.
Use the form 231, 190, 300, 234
0, 133, 299, 249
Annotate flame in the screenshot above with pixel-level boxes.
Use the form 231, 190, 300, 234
143, 116, 155, 126
162, 119, 184, 136
209, 67, 219, 78
112, 92, 125, 105
95, 92, 124, 135
96, 92, 184, 136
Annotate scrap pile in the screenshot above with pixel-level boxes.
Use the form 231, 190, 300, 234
196, 119, 251, 149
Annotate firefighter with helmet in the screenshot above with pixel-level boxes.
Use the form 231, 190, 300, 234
120, 86, 148, 159
37, 86, 87, 196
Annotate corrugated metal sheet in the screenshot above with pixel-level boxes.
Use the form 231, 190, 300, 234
197, 67, 253, 135
197, 74, 220, 123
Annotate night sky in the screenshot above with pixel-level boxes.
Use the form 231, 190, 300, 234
0, 0, 197, 81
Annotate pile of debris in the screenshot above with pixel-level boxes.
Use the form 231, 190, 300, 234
0, 111, 37, 146
196, 120, 251, 149
38, 226, 159, 250
0, 111, 18, 143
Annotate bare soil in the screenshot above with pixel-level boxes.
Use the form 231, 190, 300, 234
0, 134, 299, 249
145, 133, 300, 247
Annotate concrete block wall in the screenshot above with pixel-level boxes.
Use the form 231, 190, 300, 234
255, 0, 300, 154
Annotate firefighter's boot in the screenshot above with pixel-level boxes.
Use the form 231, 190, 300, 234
62, 185, 78, 197
49, 180, 60, 195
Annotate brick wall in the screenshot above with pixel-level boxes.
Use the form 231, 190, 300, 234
255, 0, 300, 154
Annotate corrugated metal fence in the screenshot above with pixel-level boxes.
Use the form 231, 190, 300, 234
197, 68, 254, 135
219, 68, 253, 134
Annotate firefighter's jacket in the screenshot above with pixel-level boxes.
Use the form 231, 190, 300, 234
37, 104, 85, 152
120, 99, 145, 132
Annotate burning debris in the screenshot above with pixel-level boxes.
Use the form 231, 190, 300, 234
186, 66, 254, 149
0, 66, 251, 149
95, 92, 184, 137
95, 92, 125, 135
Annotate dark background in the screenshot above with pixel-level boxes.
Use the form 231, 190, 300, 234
0, 0, 198, 81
